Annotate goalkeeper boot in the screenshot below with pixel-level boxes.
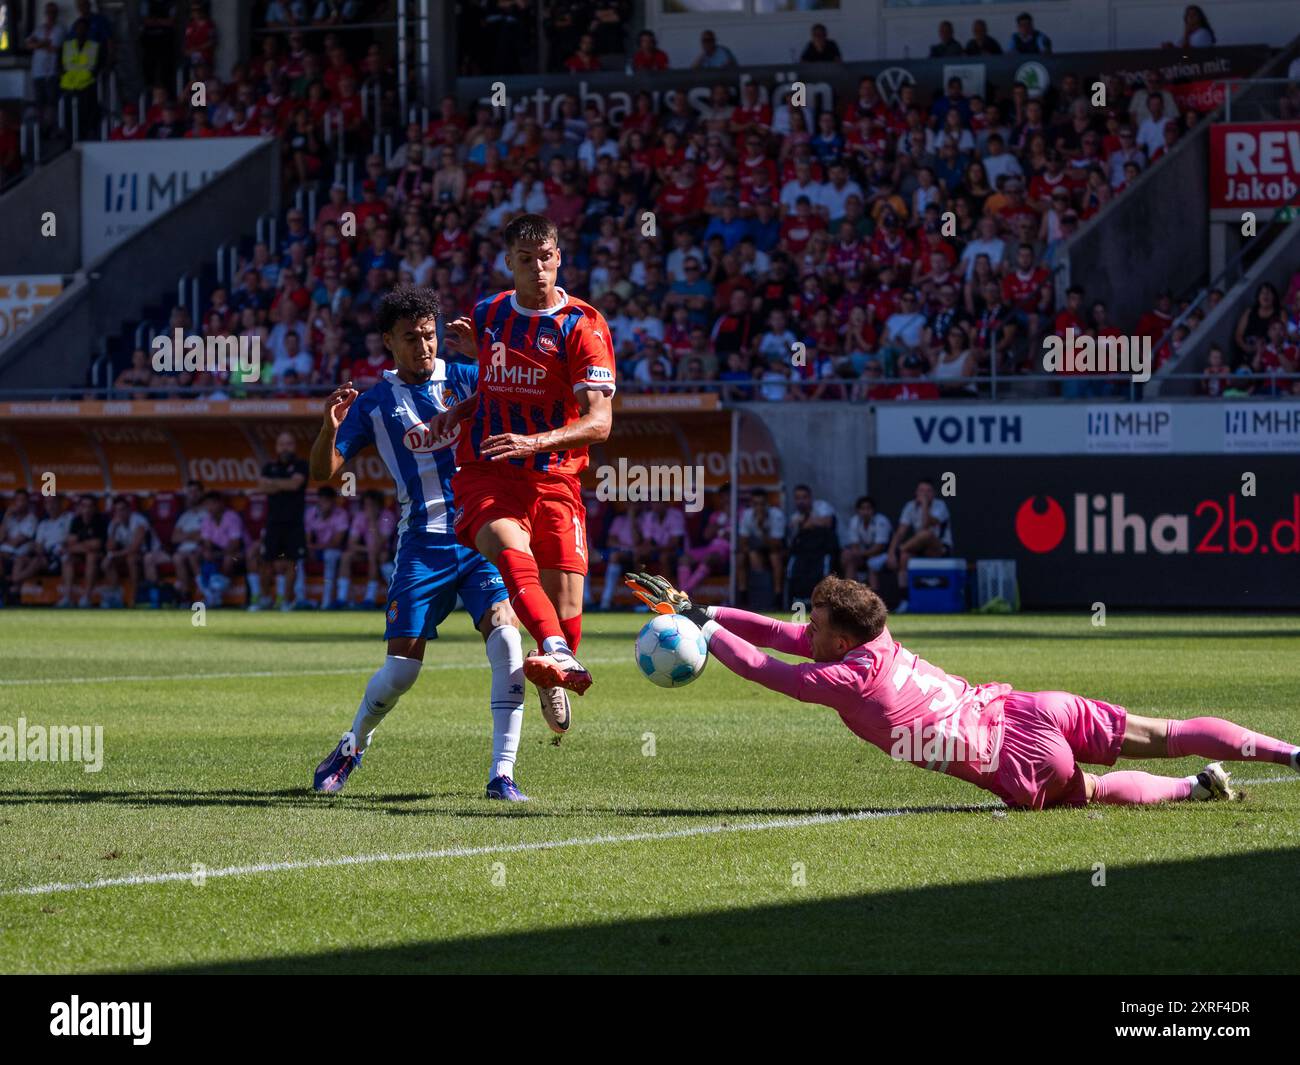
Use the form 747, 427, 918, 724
1190, 762, 1238, 802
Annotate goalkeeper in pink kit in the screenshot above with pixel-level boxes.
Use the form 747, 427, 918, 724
627, 573, 1300, 807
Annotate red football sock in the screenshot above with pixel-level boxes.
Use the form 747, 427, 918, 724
1092, 771, 1194, 805
560, 614, 582, 655
496, 548, 562, 648
1166, 717, 1295, 765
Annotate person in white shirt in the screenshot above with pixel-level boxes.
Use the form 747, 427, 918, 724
25, 2, 65, 127
982, 135, 1024, 188
887, 478, 954, 612
6, 493, 72, 601
665, 229, 707, 283
165, 480, 208, 601
0, 489, 39, 603
819, 163, 864, 223
1136, 95, 1173, 160
577, 123, 620, 173
841, 495, 893, 590
959, 216, 1006, 281
738, 486, 787, 606
757, 309, 798, 360
101, 496, 162, 609
780, 159, 826, 217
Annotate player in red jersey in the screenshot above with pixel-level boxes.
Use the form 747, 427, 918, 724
432, 214, 615, 731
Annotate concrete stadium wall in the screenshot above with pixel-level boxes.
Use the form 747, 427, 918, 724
1057, 118, 1211, 333
1151, 218, 1300, 396
736, 402, 871, 522
1057, 35, 1299, 333
0, 139, 280, 391
0, 150, 82, 276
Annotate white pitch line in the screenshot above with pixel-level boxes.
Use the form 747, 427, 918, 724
1, 804, 994, 898
4, 777, 1297, 899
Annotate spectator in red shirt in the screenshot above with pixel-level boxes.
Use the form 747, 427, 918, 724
183, 1, 217, 70
631, 30, 669, 72
1136, 289, 1175, 342
565, 34, 603, 73
109, 103, 148, 141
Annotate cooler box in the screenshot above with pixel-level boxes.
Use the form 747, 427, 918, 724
907, 558, 967, 613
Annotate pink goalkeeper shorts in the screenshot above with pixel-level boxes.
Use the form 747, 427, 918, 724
990, 690, 1128, 810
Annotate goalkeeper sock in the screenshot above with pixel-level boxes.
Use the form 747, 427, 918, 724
497, 548, 563, 649
1091, 771, 1195, 805
1166, 717, 1295, 765
485, 624, 524, 779
351, 654, 422, 752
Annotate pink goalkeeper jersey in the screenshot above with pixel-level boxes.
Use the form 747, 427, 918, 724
709, 608, 1012, 788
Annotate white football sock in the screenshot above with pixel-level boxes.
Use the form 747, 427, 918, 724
486, 625, 525, 779
351, 654, 423, 752
540, 635, 572, 656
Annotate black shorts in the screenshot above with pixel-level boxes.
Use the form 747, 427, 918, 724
262, 523, 306, 561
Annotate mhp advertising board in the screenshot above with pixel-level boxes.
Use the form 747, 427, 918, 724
868, 456, 1300, 608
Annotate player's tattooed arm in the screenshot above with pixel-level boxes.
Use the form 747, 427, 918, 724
310, 382, 358, 482
481, 388, 613, 462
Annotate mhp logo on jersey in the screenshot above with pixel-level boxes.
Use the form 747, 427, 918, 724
402, 420, 458, 453
537, 328, 560, 355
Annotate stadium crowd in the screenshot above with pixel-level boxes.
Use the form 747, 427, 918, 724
0, 473, 954, 612
15, 2, 1276, 399
10, 3, 1293, 397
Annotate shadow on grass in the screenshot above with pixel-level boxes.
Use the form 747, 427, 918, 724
0, 787, 964, 822
149, 847, 1300, 975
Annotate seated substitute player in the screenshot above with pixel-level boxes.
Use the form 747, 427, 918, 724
335, 489, 396, 609
429, 213, 616, 732
626, 573, 1300, 809
309, 286, 532, 802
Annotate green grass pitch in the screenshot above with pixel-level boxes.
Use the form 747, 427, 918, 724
1, 609, 1297, 974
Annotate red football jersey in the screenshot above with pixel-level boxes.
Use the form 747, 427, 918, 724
457, 288, 617, 478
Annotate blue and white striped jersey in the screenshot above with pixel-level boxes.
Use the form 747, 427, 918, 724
334, 363, 478, 540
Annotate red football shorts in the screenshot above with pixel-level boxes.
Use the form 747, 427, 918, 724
452, 462, 588, 575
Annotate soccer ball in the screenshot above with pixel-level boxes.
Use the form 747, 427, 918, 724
634, 614, 709, 688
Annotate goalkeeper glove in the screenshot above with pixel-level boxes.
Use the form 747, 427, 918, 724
624, 572, 711, 628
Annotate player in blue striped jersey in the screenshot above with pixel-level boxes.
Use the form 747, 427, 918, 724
308, 288, 530, 801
